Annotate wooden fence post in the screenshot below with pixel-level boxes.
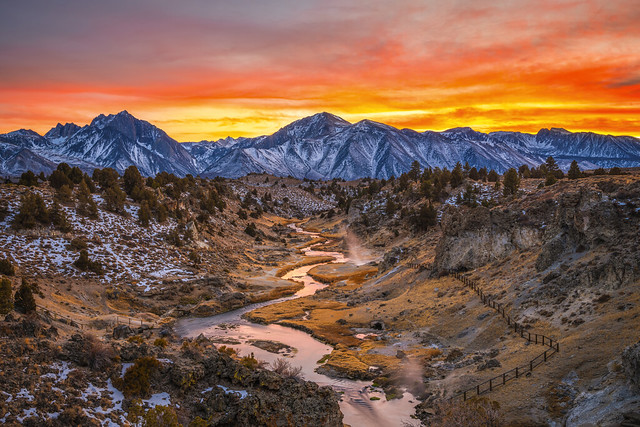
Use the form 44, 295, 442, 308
515, 367, 519, 378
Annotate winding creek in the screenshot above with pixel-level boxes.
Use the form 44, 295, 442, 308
175, 225, 419, 427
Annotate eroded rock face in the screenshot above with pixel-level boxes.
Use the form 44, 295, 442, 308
434, 205, 542, 272
434, 182, 640, 291
622, 341, 640, 391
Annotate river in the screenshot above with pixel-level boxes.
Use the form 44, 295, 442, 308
175, 225, 420, 427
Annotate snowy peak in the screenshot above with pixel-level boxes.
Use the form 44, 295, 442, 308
279, 112, 350, 140
45, 123, 81, 142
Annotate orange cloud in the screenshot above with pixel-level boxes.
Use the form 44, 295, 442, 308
0, 0, 638, 140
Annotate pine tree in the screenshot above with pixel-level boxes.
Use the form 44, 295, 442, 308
0, 258, 14, 276
138, 202, 151, 227
76, 180, 99, 219
568, 160, 581, 179
0, 278, 12, 315
450, 162, 464, 188
74, 249, 92, 271
13, 192, 49, 229
14, 278, 36, 314
409, 160, 421, 181
123, 166, 144, 195
18, 170, 38, 187
412, 202, 437, 231
545, 156, 564, 178
54, 184, 73, 203
104, 184, 126, 214
50, 200, 73, 232
487, 170, 499, 182
502, 168, 520, 196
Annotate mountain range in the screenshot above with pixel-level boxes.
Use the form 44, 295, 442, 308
1, 110, 639, 179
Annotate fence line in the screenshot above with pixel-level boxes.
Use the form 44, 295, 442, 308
37, 304, 156, 334
447, 271, 560, 401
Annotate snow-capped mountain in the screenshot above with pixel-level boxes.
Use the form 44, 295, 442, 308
1, 111, 639, 179
185, 113, 640, 179
0, 111, 197, 177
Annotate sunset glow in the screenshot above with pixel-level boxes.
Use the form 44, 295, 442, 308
1, 0, 638, 140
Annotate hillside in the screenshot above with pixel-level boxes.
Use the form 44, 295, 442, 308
0, 163, 639, 426
0, 168, 346, 425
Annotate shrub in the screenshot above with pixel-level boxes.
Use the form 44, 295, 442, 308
0, 201, 8, 222
121, 356, 161, 397
240, 353, 259, 370
412, 202, 437, 231
218, 345, 237, 357
244, 223, 257, 237
153, 338, 168, 348
68, 237, 88, 251
429, 398, 502, 427
143, 405, 180, 427
271, 358, 303, 380
73, 250, 104, 275
0, 277, 13, 314
77, 333, 116, 371
545, 174, 557, 186
609, 166, 623, 175
0, 258, 15, 276
128, 335, 145, 344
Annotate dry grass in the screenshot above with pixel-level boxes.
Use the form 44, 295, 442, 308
295, 237, 325, 250
308, 264, 378, 284
250, 281, 304, 303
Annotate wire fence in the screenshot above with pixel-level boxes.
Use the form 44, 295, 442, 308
37, 304, 157, 334
448, 270, 560, 402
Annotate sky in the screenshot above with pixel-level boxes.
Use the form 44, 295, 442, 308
0, 0, 638, 141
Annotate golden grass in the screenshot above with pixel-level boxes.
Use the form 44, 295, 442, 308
308, 264, 378, 284
295, 237, 325, 250
275, 256, 335, 277
319, 233, 343, 240
249, 281, 304, 303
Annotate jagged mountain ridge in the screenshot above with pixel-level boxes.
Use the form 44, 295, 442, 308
1, 111, 639, 178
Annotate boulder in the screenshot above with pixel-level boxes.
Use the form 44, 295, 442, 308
112, 324, 134, 340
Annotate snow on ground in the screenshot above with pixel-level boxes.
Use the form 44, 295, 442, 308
41, 361, 74, 382
0, 187, 194, 293
143, 392, 171, 408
